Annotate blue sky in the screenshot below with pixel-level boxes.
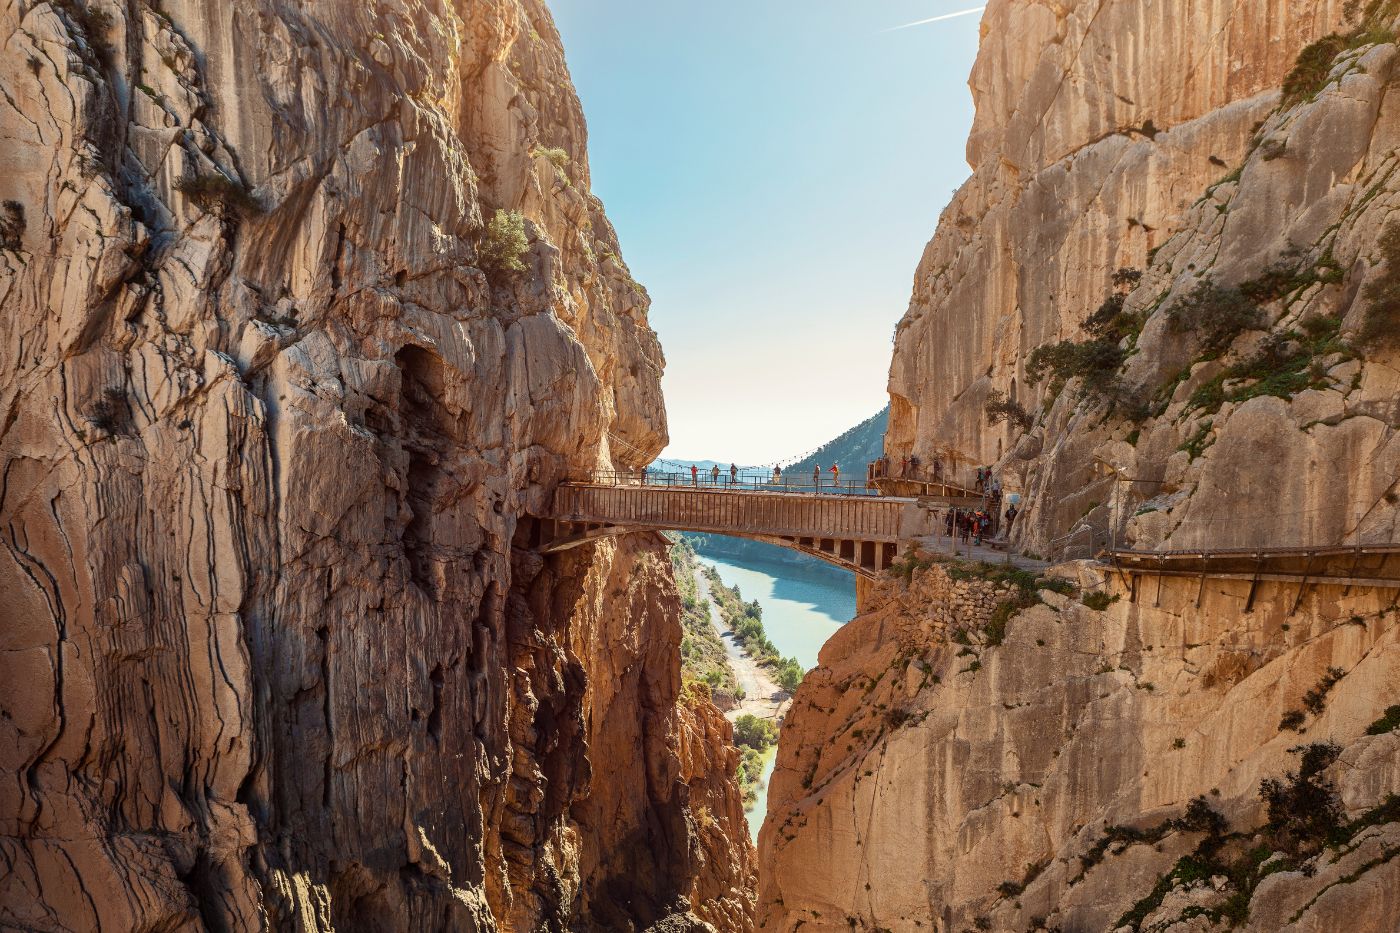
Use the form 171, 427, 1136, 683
551, 2, 984, 465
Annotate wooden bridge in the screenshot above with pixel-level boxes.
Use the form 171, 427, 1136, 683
537, 481, 942, 579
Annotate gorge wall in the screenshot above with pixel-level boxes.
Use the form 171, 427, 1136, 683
885, 0, 1400, 556
0, 1, 752, 930
762, 0, 1400, 930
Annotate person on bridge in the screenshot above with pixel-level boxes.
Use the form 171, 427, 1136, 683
730, 463, 739, 485
1005, 503, 1019, 532
773, 465, 782, 484
710, 464, 721, 485
690, 464, 698, 486
813, 464, 821, 489
974, 467, 986, 492
830, 463, 840, 487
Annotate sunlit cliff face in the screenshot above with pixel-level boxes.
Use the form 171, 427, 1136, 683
0, 1, 756, 930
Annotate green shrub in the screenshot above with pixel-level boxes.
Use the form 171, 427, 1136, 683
0, 200, 24, 251
1366, 705, 1400, 735
1261, 743, 1343, 856
1081, 590, 1118, 611
175, 171, 264, 216
1359, 222, 1400, 348
776, 658, 804, 694
1180, 421, 1214, 461
1166, 281, 1265, 356
478, 208, 529, 277
535, 146, 570, 170
984, 389, 1033, 431
1302, 666, 1345, 715
1026, 338, 1127, 396
1283, 34, 1348, 104
733, 713, 778, 751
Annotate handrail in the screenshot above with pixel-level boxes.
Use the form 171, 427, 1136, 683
569, 470, 883, 498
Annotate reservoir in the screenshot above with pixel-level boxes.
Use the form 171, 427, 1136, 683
688, 539, 856, 840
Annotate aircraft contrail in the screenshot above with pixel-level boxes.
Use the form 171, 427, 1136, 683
883, 5, 987, 32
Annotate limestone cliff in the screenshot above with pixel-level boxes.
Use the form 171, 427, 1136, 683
759, 560, 1400, 931
0, 1, 752, 930
761, 1, 1400, 930
886, 0, 1400, 556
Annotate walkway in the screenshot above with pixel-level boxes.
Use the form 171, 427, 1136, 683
540, 481, 932, 578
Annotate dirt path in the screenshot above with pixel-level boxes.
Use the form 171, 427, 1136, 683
694, 566, 790, 724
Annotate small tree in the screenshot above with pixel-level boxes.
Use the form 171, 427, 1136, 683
1260, 742, 1343, 855
478, 208, 529, 278
1165, 281, 1265, 356
1359, 222, 1400, 348
733, 713, 777, 750
985, 389, 1033, 431
776, 658, 803, 694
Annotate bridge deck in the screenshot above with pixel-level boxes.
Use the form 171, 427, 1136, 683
543, 483, 932, 578
551, 484, 912, 541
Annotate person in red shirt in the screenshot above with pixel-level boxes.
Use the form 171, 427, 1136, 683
690, 464, 698, 486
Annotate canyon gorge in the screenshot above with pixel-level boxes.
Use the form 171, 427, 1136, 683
4, 0, 1400, 932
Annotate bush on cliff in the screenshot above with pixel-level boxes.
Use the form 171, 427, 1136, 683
478, 208, 529, 277
1359, 222, 1400, 348
1165, 281, 1265, 356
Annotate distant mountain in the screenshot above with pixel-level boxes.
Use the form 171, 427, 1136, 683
655, 407, 889, 478
779, 407, 888, 477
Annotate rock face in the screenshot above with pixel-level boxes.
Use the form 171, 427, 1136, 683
0, 1, 752, 930
759, 562, 1400, 931
761, 1, 1400, 930
886, 0, 1400, 556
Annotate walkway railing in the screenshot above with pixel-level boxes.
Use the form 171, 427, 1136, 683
573, 470, 883, 498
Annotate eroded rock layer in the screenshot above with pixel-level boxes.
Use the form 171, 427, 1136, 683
0, 1, 752, 930
759, 563, 1400, 931
762, 0, 1400, 930
887, 0, 1400, 554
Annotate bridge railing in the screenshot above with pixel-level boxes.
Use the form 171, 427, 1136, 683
571, 470, 884, 497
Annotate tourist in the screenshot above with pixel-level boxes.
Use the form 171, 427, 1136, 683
711, 464, 721, 485
830, 463, 840, 487
1005, 503, 1019, 532
773, 465, 782, 484
945, 510, 956, 538
901, 455, 910, 476
690, 464, 698, 485
975, 467, 986, 492
730, 463, 739, 485
813, 463, 821, 490
960, 513, 972, 545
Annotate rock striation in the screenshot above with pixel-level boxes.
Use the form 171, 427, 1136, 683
886, 0, 1400, 556
760, 560, 1400, 931
763, 0, 1400, 930
0, 1, 752, 930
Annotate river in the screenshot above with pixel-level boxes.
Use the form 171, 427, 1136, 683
689, 541, 856, 841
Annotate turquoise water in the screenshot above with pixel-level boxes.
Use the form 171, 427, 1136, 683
692, 543, 855, 840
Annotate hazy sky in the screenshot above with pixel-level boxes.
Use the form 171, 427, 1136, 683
551, 2, 983, 465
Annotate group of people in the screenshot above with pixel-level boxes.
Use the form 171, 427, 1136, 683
946, 500, 1021, 547
671, 462, 844, 490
